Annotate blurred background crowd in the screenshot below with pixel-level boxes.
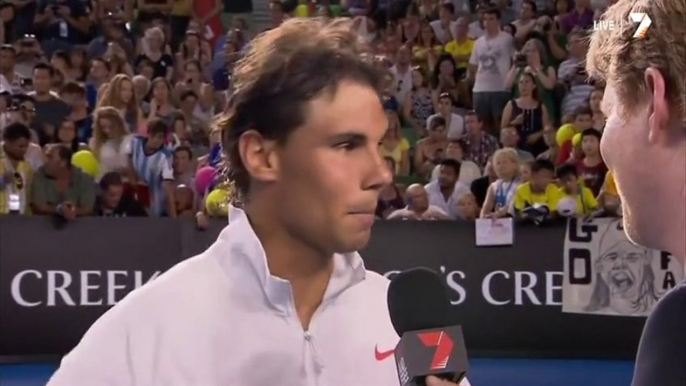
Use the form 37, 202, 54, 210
0, 0, 621, 227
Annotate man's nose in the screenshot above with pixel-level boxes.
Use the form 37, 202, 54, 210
366, 150, 393, 191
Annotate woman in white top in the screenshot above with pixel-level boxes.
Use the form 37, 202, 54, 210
480, 148, 521, 218
89, 107, 133, 182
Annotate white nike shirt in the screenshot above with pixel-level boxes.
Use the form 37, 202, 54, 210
48, 207, 471, 386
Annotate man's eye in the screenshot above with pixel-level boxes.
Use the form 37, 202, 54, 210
334, 141, 357, 150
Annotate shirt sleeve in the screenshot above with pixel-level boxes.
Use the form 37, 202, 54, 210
78, 175, 96, 210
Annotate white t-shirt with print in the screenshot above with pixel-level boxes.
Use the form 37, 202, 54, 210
469, 31, 515, 93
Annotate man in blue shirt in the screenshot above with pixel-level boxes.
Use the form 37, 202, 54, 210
586, 2, 686, 386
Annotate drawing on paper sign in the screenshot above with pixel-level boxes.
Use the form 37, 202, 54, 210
562, 218, 683, 317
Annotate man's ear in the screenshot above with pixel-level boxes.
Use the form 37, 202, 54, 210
237, 130, 280, 186
644, 67, 672, 146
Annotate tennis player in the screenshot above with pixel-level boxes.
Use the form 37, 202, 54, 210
586, 1, 685, 385
48, 18, 469, 386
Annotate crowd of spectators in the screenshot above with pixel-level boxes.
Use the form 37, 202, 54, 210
0, 0, 622, 228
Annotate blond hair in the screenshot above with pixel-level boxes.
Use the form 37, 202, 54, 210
97, 74, 141, 129
586, 0, 685, 126
90, 107, 129, 159
493, 148, 520, 165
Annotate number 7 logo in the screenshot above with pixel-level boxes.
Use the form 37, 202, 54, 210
417, 331, 454, 370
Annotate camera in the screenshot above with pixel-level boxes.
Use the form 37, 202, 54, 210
514, 52, 528, 68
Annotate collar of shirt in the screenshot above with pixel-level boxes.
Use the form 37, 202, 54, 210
220, 206, 367, 315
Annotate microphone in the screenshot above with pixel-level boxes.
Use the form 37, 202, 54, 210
387, 268, 469, 386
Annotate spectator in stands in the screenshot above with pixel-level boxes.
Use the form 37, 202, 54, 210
506, 39, 557, 125
90, 107, 133, 181
461, 110, 499, 170
430, 139, 481, 185
59, 82, 91, 142
432, 55, 466, 109
390, 45, 413, 106
29, 63, 71, 146
30, 143, 95, 219
513, 158, 558, 222
468, 7, 515, 130
134, 27, 174, 81
50, 119, 87, 153
501, 71, 549, 156
574, 128, 607, 196
425, 159, 470, 219
86, 16, 133, 60
456, 191, 479, 221
85, 58, 110, 109
558, 30, 592, 119
144, 77, 176, 127
376, 157, 405, 219
172, 145, 194, 188
480, 147, 521, 218
429, 2, 455, 45
511, 0, 537, 43
555, 163, 598, 216
597, 170, 621, 217
556, 105, 593, 164
588, 86, 605, 131
379, 110, 410, 176
412, 22, 441, 70
536, 125, 559, 161
500, 126, 534, 161
33, 0, 90, 56
529, 15, 568, 67
94, 171, 147, 217
427, 92, 465, 140
415, 115, 448, 179
402, 66, 434, 132
132, 75, 151, 103
471, 154, 496, 207
128, 118, 176, 217
13, 35, 44, 80
387, 183, 450, 220
0, 122, 33, 214
97, 74, 144, 133
444, 17, 473, 79
174, 60, 214, 125
519, 160, 533, 183
468, 3, 486, 39
0, 45, 21, 93
558, 0, 593, 34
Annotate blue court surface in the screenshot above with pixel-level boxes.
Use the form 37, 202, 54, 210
0, 358, 634, 386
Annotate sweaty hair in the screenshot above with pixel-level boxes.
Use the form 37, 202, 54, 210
586, 0, 686, 126
218, 18, 385, 202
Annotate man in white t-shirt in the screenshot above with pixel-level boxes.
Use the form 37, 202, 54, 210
468, 7, 516, 130
47, 18, 470, 386
426, 92, 465, 139
425, 159, 471, 219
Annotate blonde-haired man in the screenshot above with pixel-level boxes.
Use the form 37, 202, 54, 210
587, 1, 685, 385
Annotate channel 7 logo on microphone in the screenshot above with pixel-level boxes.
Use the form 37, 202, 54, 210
592, 12, 652, 39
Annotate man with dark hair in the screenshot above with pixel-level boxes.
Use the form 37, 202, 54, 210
59, 81, 92, 142
48, 18, 470, 386
28, 62, 71, 145
426, 92, 465, 139
556, 105, 594, 164
0, 122, 33, 214
30, 143, 95, 220
86, 58, 110, 108
587, 10, 686, 382
94, 171, 147, 217
0, 44, 21, 93
425, 158, 470, 219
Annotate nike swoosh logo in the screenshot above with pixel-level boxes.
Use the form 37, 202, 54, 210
374, 345, 395, 361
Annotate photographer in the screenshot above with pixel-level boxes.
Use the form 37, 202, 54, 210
505, 38, 557, 124
529, 15, 568, 66
558, 30, 593, 120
